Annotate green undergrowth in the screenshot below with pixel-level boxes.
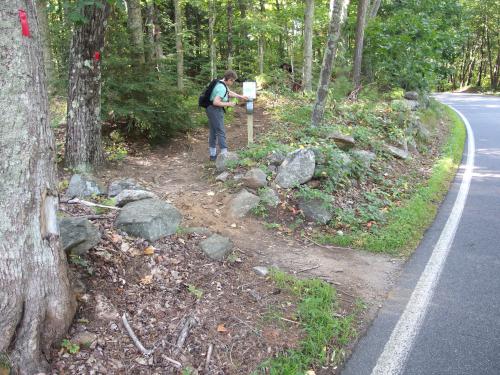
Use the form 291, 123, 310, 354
318, 105, 466, 255
258, 269, 357, 374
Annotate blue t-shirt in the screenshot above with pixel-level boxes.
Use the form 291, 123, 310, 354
210, 81, 229, 102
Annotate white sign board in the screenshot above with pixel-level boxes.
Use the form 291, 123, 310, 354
243, 81, 257, 100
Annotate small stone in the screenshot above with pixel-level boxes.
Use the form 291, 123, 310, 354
200, 234, 233, 261
228, 189, 260, 218
253, 266, 269, 276
94, 294, 119, 321
215, 152, 239, 172
241, 168, 268, 189
216, 171, 230, 182
72, 331, 98, 347
108, 178, 142, 197
67, 174, 105, 198
115, 189, 158, 207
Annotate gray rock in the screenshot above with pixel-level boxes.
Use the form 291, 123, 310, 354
259, 187, 280, 207
215, 152, 239, 172
67, 174, 105, 198
242, 168, 267, 189
275, 149, 316, 188
312, 148, 327, 165
183, 227, 212, 236
115, 189, 158, 207
94, 294, 119, 321
200, 234, 233, 261
352, 150, 376, 169
72, 331, 98, 347
108, 178, 142, 197
216, 171, 230, 182
268, 165, 278, 174
415, 122, 431, 143
404, 91, 419, 100
299, 198, 333, 224
408, 139, 419, 154
406, 99, 420, 111
233, 173, 244, 181
385, 144, 409, 160
59, 217, 101, 256
228, 189, 260, 218
253, 266, 269, 276
115, 199, 182, 241
267, 151, 286, 166
391, 99, 415, 112
327, 132, 356, 150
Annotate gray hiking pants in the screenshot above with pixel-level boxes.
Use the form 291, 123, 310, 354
206, 105, 227, 150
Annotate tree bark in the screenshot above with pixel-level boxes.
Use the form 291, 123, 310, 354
303, 0, 314, 91
311, 0, 350, 127
126, 0, 146, 64
352, 0, 369, 88
227, 0, 234, 69
36, 0, 54, 90
146, 0, 164, 61
368, 0, 381, 19
209, 0, 216, 79
65, 1, 110, 171
174, 0, 184, 90
258, 0, 265, 75
0, 1, 76, 373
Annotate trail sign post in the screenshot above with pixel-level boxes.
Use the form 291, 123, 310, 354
243, 82, 257, 145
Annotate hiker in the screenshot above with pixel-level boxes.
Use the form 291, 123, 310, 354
205, 70, 248, 161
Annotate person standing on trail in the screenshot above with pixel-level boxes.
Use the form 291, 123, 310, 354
206, 70, 248, 161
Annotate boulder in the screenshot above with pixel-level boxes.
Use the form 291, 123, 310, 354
385, 144, 409, 160
215, 152, 239, 172
59, 217, 101, 256
115, 199, 182, 241
275, 149, 315, 188
108, 178, 142, 197
115, 189, 158, 207
352, 150, 376, 169
67, 174, 105, 198
267, 151, 286, 166
259, 187, 280, 207
404, 91, 419, 100
242, 168, 267, 189
327, 132, 356, 150
200, 234, 233, 260
299, 198, 333, 224
228, 189, 260, 218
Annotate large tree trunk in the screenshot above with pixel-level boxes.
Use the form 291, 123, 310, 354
126, 0, 146, 64
209, 0, 216, 79
174, 0, 184, 90
36, 0, 54, 90
0, 1, 76, 373
311, 0, 350, 127
146, 0, 164, 61
302, 0, 314, 91
65, 1, 110, 171
352, 0, 369, 88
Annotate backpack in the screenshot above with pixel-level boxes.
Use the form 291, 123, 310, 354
198, 79, 228, 108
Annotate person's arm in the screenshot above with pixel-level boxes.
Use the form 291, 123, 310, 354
213, 96, 236, 107
228, 90, 249, 101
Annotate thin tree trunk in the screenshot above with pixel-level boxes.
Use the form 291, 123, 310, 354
303, 0, 314, 91
0, 2, 76, 373
174, 0, 184, 90
311, 0, 350, 127
258, 0, 265, 75
65, 1, 110, 171
492, 49, 500, 90
369, 0, 381, 19
485, 23, 494, 89
126, 0, 145, 64
209, 0, 216, 79
146, 0, 164, 61
352, 0, 369, 88
227, 0, 233, 69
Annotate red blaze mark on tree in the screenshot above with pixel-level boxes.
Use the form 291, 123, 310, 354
94, 51, 101, 62
18, 10, 30, 37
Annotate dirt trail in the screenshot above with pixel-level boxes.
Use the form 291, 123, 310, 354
98, 104, 403, 311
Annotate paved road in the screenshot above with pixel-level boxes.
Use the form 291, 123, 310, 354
342, 93, 500, 375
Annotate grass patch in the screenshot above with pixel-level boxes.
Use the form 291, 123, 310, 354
258, 270, 357, 374
317, 104, 466, 255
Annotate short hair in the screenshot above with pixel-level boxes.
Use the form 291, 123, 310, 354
224, 70, 238, 81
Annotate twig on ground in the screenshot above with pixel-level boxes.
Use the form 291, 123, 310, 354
64, 197, 121, 210
175, 315, 197, 353
295, 264, 321, 274
162, 355, 182, 369
278, 316, 303, 325
232, 316, 261, 337
205, 343, 214, 370
122, 313, 153, 356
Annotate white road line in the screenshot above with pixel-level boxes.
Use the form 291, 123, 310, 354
370, 105, 475, 375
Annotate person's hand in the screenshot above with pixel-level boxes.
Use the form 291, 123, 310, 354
241, 95, 249, 101
229, 101, 237, 107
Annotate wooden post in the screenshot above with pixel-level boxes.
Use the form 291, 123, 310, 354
247, 100, 254, 145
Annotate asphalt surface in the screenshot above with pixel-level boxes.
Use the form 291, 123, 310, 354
342, 93, 500, 375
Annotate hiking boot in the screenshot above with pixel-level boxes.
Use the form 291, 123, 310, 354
209, 155, 217, 161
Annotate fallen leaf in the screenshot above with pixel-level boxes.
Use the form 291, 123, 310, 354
111, 234, 122, 243
206, 191, 215, 196
217, 324, 228, 333
143, 246, 155, 255
230, 223, 237, 228
140, 275, 153, 285
121, 242, 130, 252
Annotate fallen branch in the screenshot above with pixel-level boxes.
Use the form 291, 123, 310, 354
162, 355, 182, 369
64, 197, 121, 210
175, 315, 197, 353
122, 313, 153, 356
296, 264, 321, 274
205, 343, 214, 370
279, 316, 303, 325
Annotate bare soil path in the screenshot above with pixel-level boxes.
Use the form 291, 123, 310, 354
97, 103, 403, 309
